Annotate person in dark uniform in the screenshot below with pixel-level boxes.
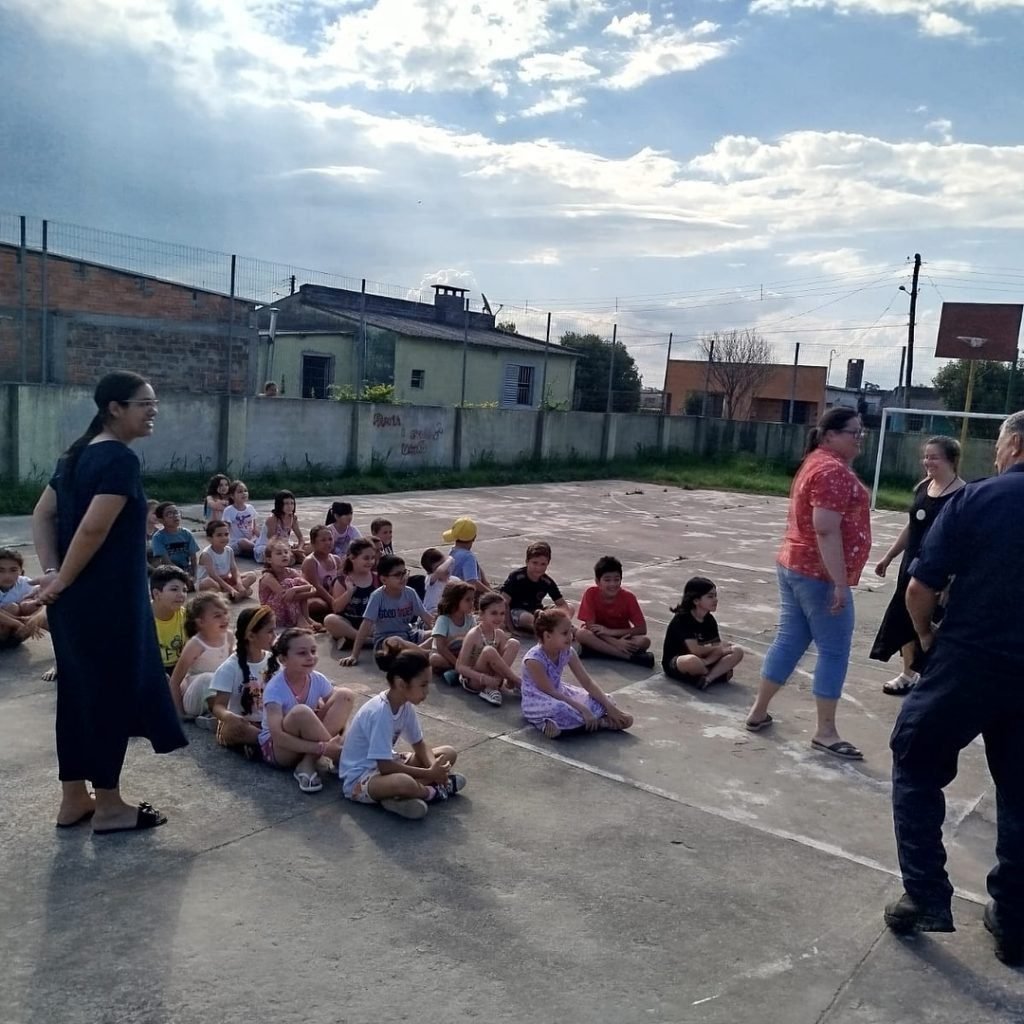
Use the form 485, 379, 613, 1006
884, 411, 1024, 965
33, 371, 187, 835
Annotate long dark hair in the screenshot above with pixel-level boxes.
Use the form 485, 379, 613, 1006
272, 489, 297, 517
344, 537, 375, 574
671, 576, 716, 615
804, 406, 860, 457
325, 500, 353, 525
235, 605, 274, 716
264, 627, 314, 681
437, 580, 475, 617
61, 371, 149, 480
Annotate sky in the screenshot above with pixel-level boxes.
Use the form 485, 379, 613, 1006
1, 0, 1023, 392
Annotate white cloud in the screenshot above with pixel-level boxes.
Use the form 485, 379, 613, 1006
520, 88, 587, 117
603, 11, 652, 36
925, 117, 954, 142
750, 0, 1023, 36
783, 248, 886, 276
607, 24, 733, 89
282, 164, 381, 183
518, 47, 600, 83
510, 248, 562, 264
918, 10, 974, 33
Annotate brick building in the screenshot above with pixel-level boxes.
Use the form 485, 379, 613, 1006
0, 244, 255, 393
665, 359, 827, 423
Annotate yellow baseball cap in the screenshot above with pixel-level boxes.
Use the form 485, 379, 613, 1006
442, 517, 478, 543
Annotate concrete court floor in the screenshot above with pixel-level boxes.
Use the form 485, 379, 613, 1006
0, 479, 1021, 1024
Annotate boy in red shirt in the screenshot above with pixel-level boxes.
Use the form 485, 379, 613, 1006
576, 556, 654, 668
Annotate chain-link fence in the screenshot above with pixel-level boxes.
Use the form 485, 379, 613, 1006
0, 210, 933, 417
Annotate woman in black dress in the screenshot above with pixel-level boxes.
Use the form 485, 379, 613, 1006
32, 371, 187, 833
870, 436, 964, 695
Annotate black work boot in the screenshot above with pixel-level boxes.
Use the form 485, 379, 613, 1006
884, 892, 955, 934
983, 902, 1023, 967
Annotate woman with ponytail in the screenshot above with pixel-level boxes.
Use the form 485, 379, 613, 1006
745, 406, 871, 760
32, 371, 187, 834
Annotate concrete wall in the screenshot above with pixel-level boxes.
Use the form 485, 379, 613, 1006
354, 403, 456, 471
1, 383, 1002, 486
243, 396, 352, 473
456, 407, 539, 469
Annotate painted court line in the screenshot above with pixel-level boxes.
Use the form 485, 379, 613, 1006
495, 731, 988, 908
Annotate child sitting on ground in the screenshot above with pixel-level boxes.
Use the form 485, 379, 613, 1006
151, 564, 190, 673
370, 517, 395, 556
500, 541, 574, 634
208, 605, 276, 757
146, 499, 160, 566
662, 576, 744, 690
323, 538, 378, 650
259, 627, 356, 793
203, 473, 231, 521
196, 521, 258, 601
576, 555, 654, 668
338, 650, 466, 820
259, 539, 319, 631
168, 592, 233, 722
455, 591, 522, 706
420, 547, 459, 616
326, 501, 361, 558
0, 547, 46, 647
429, 582, 476, 683
255, 489, 306, 564
151, 502, 199, 580
522, 608, 633, 739
442, 517, 491, 597
340, 554, 433, 671
301, 525, 343, 622
222, 480, 259, 558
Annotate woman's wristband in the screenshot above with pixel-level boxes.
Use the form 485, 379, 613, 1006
316, 741, 326, 757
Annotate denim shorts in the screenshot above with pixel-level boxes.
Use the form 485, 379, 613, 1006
762, 564, 855, 700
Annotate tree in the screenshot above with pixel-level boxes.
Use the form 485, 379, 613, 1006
932, 358, 1022, 437
699, 330, 775, 420
495, 320, 517, 334
560, 331, 642, 412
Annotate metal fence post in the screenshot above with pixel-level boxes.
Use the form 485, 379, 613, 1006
541, 311, 551, 408
788, 342, 800, 424
460, 299, 469, 406
228, 255, 237, 395
40, 220, 49, 384
18, 216, 27, 382
701, 338, 715, 416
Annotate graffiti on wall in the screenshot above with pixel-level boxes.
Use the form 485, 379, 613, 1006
372, 411, 445, 457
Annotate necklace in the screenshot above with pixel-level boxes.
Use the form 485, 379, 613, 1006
931, 475, 961, 498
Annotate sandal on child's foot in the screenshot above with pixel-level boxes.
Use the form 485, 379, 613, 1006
542, 720, 562, 739
745, 713, 773, 733
293, 770, 322, 793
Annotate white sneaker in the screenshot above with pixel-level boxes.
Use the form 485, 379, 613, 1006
479, 687, 503, 706
194, 713, 217, 732
381, 797, 428, 819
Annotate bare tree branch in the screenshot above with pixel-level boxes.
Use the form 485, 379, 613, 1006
699, 330, 776, 419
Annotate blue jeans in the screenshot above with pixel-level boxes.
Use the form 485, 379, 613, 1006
762, 564, 854, 700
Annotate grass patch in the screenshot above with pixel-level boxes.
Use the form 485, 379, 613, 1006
0, 452, 917, 516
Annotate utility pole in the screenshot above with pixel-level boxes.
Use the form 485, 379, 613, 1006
662, 332, 673, 413
605, 324, 617, 413
905, 253, 921, 404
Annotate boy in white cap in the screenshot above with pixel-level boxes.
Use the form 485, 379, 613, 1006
443, 518, 492, 598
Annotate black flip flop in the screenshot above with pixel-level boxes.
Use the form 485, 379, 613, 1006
811, 739, 864, 761
55, 809, 95, 829
745, 713, 773, 732
93, 802, 167, 836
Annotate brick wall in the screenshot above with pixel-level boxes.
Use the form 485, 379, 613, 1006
0, 244, 254, 392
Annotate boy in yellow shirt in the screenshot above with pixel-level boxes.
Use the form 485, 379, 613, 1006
151, 565, 189, 672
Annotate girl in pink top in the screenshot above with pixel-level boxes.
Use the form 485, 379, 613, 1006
746, 407, 871, 761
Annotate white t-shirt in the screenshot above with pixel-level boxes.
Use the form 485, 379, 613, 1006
423, 574, 461, 615
195, 545, 233, 584
208, 653, 270, 721
223, 504, 257, 544
338, 691, 424, 795
258, 670, 334, 745
431, 612, 475, 643
0, 576, 35, 608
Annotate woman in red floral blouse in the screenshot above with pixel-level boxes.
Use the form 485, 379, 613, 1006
745, 406, 871, 760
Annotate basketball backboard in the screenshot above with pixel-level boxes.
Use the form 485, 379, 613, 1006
934, 302, 1022, 361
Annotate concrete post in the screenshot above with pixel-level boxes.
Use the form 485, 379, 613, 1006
601, 412, 617, 462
